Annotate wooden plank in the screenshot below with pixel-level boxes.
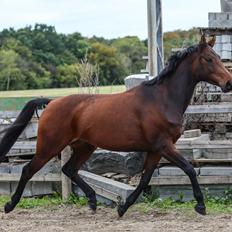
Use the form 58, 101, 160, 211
7, 152, 35, 157
11, 141, 36, 150
61, 146, 72, 201
0, 173, 60, 182
185, 105, 232, 114
193, 158, 232, 163
176, 143, 232, 149
130, 175, 232, 186
199, 27, 232, 36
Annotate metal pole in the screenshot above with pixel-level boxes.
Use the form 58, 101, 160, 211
147, 0, 158, 77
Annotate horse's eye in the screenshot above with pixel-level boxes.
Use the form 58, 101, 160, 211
206, 57, 213, 63
202, 56, 213, 63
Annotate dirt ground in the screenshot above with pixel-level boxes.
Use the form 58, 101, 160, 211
0, 205, 232, 232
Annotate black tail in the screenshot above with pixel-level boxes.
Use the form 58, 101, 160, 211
0, 98, 52, 162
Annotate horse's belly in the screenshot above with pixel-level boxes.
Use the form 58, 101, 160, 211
80, 124, 145, 151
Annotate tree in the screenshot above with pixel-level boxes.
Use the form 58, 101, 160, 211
112, 36, 147, 74
0, 49, 21, 90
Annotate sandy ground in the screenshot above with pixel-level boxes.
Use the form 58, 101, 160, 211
0, 205, 232, 232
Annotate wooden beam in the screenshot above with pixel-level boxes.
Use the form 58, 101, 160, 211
130, 175, 232, 186
185, 105, 232, 114
0, 173, 60, 182
199, 27, 232, 36
61, 146, 72, 201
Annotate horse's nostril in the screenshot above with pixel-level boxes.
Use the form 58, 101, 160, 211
227, 81, 232, 89
224, 80, 232, 92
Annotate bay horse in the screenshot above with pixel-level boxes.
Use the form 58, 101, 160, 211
0, 35, 232, 217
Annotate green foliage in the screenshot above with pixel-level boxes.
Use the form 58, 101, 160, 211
0, 24, 200, 90
163, 28, 199, 62
0, 193, 88, 210
138, 188, 232, 214
66, 193, 88, 206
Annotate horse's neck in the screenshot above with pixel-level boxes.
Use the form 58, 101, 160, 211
157, 63, 197, 123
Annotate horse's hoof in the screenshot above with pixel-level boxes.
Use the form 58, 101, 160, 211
88, 201, 97, 212
117, 205, 125, 218
4, 202, 14, 214
194, 204, 206, 215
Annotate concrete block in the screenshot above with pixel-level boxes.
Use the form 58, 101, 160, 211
159, 166, 200, 176
221, 0, 232, 12
152, 169, 159, 177
78, 170, 135, 203
202, 148, 232, 159
124, 74, 149, 90
184, 129, 201, 138
11, 182, 32, 197
0, 183, 11, 195
0, 164, 11, 195
222, 43, 232, 51
31, 182, 53, 196
152, 184, 232, 201
200, 166, 232, 176
24, 122, 38, 139
216, 36, 221, 43
221, 50, 232, 60
209, 13, 232, 27
153, 185, 195, 201
221, 35, 232, 43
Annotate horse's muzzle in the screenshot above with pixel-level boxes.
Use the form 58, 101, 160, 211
221, 80, 232, 93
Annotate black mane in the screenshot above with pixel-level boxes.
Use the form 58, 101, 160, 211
143, 44, 199, 86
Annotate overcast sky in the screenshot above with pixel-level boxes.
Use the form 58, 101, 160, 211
0, 0, 221, 39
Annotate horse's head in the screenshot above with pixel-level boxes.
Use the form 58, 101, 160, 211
193, 35, 232, 92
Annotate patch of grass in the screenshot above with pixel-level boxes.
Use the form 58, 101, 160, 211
0, 85, 125, 98
0, 193, 88, 210
135, 189, 232, 215
0, 85, 126, 110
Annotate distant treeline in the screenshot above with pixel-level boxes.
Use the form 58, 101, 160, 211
0, 24, 199, 90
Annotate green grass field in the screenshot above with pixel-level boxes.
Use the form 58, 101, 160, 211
0, 85, 126, 110
0, 85, 125, 98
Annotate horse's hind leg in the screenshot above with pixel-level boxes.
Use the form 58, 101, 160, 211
62, 141, 97, 211
161, 143, 206, 215
4, 154, 54, 213
118, 152, 161, 217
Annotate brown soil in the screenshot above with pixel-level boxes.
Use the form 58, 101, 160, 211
0, 205, 232, 232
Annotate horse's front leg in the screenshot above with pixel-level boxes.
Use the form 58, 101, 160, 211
161, 142, 206, 215
117, 152, 161, 217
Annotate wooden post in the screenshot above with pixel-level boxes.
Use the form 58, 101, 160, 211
147, 0, 158, 77
61, 146, 72, 201
147, 0, 164, 76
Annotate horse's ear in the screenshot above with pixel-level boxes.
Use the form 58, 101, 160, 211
199, 34, 207, 45
208, 35, 216, 47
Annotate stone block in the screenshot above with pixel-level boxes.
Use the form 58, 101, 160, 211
152, 184, 232, 201
221, 0, 232, 12
124, 74, 149, 90
184, 129, 201, 138
159, 166, 199, 176
0, 164, 11, 195
221, 50, 232, 60
84, 149, 144, 176
209, 12, 232, 27
31, 182, 53, 196
222, 43, 232, 51
202, 148, 232, 159
200, 166, 232, 176
78, 170, 135, 203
